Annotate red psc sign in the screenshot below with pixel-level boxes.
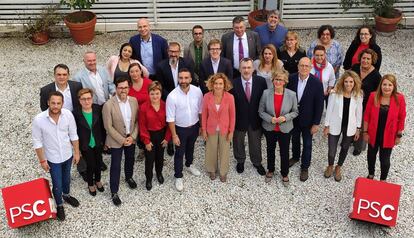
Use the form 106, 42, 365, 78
2, 178, 56, 228
349, 177, 401, 227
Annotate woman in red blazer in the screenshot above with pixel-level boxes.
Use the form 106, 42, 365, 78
363, 74, 406, 181
202, 73, 235, 182
139, 81, 171, 190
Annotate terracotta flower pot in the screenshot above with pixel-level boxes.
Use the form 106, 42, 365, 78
248, 10, 267, 30
64, 11, 97, 45
31, 32, 50, 45
375, 9, 403, 33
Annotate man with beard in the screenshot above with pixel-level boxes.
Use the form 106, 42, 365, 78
254, 10, 288, 50
184, 25, 209, 83
166, 68, 203, 192
102, 78, 139, 206
32, 91, 80, 221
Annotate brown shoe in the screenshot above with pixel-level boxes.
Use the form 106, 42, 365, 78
209, 172, 216, 180
300, 170, 308, 182
324, 165, 333, 178
220, 175, 227, 183
265, 172, 273, 183
282, 176, 289, 187
334, 165, 342, 182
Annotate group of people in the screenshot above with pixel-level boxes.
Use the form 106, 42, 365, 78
31, 12, 406, 221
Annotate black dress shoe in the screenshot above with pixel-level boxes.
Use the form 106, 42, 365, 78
63, 195, 80, 207
96, 183, 105, 192
254, 164, 266, 176
167, 143, 174, 156
101, 162, 108, 171
146, 180, 152, 191
56, 206, 65, 221
288, 158, 299, 168
236, 162, 245, 173
88, 187, 96, 196
156, 174, 164, 184
126, 178, 137, 189
79, 171, 87, 182
112, 193, 122, 206
353, 149, 361, 156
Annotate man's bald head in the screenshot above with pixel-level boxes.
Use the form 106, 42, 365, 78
137, 18, 151, 40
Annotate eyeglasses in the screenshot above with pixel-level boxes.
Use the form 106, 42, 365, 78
117, 86, 129, 90
273, 79, 285, 82
209, 48, 221, 51
298, 64, 311, 68
80, 97, 92, 101
193, 32, 203, 35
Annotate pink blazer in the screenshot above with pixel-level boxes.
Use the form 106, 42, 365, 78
106, 55, 149, 80
202, 92, 235, 136
364, 92, 406, 148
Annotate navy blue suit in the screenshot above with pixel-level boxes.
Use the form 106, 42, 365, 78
129, 33, 168, 76
286, 73, 324, 170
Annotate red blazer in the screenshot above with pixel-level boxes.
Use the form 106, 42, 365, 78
364, 92, 406, 148
202, 91, 236, 136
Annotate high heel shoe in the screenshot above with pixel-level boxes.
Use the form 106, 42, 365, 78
88, 186, 96, 196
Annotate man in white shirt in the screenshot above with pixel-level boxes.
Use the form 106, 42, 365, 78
102, 78, 139, 206
32, 91, 80, 221
166, 68, 203, 191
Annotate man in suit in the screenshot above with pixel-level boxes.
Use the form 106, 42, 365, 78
156, 42, 195, 156
156, 41, 196, 100
254, 10, 288, 50
199, 39, 233, 94
184, 25, 209, 83
129, 18, 169, 79
40, 64, 82, 113
221, 16, 261, 78
286, 57, 324, 182
102, 78, 139, 206
230, 58, 267, 175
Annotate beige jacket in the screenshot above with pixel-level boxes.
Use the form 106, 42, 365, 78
102, 96, 139, 148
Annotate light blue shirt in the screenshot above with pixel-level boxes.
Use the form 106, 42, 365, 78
141, 36, 155, 74
297, 75, 309, 102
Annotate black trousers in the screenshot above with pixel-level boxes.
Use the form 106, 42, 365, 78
110, 144, 136, 193
81, 146, 103, 186
144, 129, 166, 181
328, 133, 354, 166
264, 130, 290, 177
367, 143, 392, 180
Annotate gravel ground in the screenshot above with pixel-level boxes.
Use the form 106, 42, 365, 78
0, 28, 413, 237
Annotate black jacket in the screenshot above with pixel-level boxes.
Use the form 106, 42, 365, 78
343, 40, 382, 71
40, 80, 82, 112
199, 56, 233, 94
73, 104, 105, 151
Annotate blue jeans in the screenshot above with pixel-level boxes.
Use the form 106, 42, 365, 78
174, 123, 199, 178
48, 157, 73, 206
291, 126, 313, 170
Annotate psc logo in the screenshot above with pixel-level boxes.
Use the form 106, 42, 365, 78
349, 177, 401, 227
2, 178, 56, 228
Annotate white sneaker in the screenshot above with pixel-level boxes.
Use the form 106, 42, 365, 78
175, 178, 184, 192
186, 165, 201, 176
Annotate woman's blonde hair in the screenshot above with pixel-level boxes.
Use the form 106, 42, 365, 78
271, 69, 289, 86
334, 70, 362, 97
206, 73, 233, 92
281, 31, 300, 51
375, 74, 399, 106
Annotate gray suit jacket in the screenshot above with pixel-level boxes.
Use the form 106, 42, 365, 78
73, 66, 115, 105
258, 88, 298, 133
184, 41, 209, 65
221, 31, 261, 67
102, 96, 139, 148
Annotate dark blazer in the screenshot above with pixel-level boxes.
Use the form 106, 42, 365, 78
73, 104, 105, 151
156, 57, 196, 100
286, 73, 324, 127
230, 75, 267, 131
199, 56, 233, 94
351, 64, 381, 110
343, 40, 382, 71
129, 33, 169, 69
221, 31, 261, 68
40, 80, 82, 112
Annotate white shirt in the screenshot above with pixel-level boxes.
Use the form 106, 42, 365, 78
55, 83, 73, 111
310, 61, 336, 93
170, 61, 179, 87
232, 32, 249, 69
166, 85, 203, 127
88, 71, 106, 105
116, 96, 132, 134
297, 75, 310, 102
32, 108, 79, 164
211, 58, 220, 74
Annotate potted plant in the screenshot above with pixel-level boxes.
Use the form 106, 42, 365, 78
23, 5, 61, 45
60, 0, 98, 44
340, 0, 402, 32
248, 0, 269, 30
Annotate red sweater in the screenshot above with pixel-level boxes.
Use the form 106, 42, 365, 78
364, 92, 406, 148
138, 100, 171, 145
128, 78, 152, 106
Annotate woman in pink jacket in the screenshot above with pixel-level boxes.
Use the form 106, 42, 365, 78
363, 74, 406, 181
202, 73, 235, 182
